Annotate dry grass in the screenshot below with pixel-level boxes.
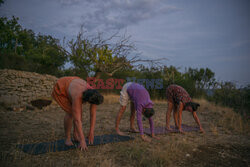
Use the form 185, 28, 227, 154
103, 93, 167, 105
209, 123, 219, 136
194, 98, 249, 134
0, 94, 249, 166
103, 94, 120, 104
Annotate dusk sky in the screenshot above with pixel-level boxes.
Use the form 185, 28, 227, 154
1, 0, 250, 86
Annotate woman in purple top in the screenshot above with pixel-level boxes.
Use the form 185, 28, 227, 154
115, 82, 159, 142
166, 84, 204, 133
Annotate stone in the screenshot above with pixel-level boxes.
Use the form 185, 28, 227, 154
0, 69, 57, 109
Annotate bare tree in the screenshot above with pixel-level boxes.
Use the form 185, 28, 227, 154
68, 28, 166, 79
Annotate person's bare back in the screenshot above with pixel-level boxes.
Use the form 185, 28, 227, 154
68, 79, 89, 102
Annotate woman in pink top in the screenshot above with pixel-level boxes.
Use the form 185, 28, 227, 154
166, 84, 204, 133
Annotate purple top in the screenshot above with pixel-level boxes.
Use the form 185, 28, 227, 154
127, 83, 154, 135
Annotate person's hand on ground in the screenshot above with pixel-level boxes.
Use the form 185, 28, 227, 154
88, 131, 94, 144
199, 127, 205, 133
79, 141, 88, 151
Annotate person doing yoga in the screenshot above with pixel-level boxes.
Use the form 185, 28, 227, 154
115, 82, 159, 142
166, 84, 204, 133
52, 77, 103, 151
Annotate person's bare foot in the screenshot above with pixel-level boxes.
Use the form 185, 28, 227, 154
165, 127, 172, 131
152, 135, 160, 140
130, 128, 139, 133
141, 135, 151, 142
178, 128, 185, 134
116, 129, 127, 136
65, 139, 73, 146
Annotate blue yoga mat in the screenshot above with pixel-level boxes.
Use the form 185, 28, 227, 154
17, 134, 134, 155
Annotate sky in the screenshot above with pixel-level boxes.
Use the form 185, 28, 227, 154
1, 0, 250, 86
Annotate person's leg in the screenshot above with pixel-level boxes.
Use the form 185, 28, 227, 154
177, 102, 184, 133
116, 82, 131, 135
173, 105, 179, 128
166, 101, 173, 130
73, 109, 82, 142
73, 124, 80, 142
115, 105, 127, 135
64, 113, 73, 146
130, 102, 139, 132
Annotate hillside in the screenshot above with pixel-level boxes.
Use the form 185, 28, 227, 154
0, 70, 249, 166
0, 95, 249, 166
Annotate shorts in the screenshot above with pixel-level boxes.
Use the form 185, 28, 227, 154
52, 76, 80, 114
119, 82, 133, 106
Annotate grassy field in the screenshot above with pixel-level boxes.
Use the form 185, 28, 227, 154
0, 94, 249, 167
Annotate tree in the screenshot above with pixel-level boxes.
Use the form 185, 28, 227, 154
0, 16, 68, 76
24, 34, 68, 75
0, 17, 22, 54
162, 65, 182, 85
68, 29, 165, 79
186, 67, 216, 90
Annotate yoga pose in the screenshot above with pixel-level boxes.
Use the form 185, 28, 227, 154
166, 84, 204, 133
52, 77, 103, 151
115, 82, 159, 142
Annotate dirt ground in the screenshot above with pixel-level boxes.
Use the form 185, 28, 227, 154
0, 99, 249, 167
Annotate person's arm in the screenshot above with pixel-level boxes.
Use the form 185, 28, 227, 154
71, 96, 88, 151
173, 110, 179, 128
177, 102, 184, 133
130, 102, 138, 132
149, 117, 160, 139
88, 104, 96, 144
115, 105, 126, 135
192, 111, 204, 133
149, 117, 154, 135
137, 107, 143, 135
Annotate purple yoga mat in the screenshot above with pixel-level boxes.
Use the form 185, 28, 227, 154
144, 124, 200, 135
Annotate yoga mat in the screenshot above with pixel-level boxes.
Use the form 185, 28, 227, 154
144, 124, 200, 135
17, 134, 134, 155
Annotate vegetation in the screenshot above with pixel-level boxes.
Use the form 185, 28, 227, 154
0, 17, 68, 76
67, 30, 135, 78
0, 98, 249, 166
0, 16, 249, 116
212, 82, 250, 116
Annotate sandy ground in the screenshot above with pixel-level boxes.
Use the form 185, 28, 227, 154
0, 101, 249, 167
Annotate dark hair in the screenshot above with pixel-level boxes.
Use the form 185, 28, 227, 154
82, 89, 104, 105
185, 102, 200, 111
143, 108, 155, 118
